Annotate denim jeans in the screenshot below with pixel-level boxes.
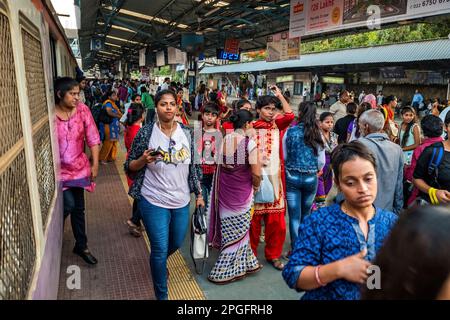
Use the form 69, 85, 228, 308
138, 197, 190, 300
63, 187, 88, 251
285, 170, 318, 249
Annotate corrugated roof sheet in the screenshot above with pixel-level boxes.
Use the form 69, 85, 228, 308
200, 39, 450, 74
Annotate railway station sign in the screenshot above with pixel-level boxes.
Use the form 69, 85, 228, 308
322, 76, 345, 84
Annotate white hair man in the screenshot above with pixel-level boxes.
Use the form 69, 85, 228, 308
358, 109, 404, 214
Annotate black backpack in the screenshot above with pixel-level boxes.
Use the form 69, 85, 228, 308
90, 103, 103, 126
427, 142, 445, 189
98, 106, 113, 124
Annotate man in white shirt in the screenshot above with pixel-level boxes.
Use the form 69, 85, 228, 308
149, 80, 158, 95
358, 90, 365, 104
330, 90, 351, 122
160, 78, 170, 91
377, 91, 384, 106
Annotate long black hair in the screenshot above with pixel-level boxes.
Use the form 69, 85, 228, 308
126, 103, 144, 126
54, 77, 79, 104
400, 106, 417, 148
298, 102, 324, 155
229, 110, 253, 130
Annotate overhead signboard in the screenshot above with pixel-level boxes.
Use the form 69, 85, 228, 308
380, 67, 406, 79
224, 38, 240, 54
276, 75, 295, 83
181, 33, 204, 55
156, 50, 165, 67
90, 38, 104, 51
139, 48, 146, 67
266, 32, 301, 62
289, 0, 450, 36
289, 0, 307, 38
322, 76, 345, 84
167, 47, 186, 65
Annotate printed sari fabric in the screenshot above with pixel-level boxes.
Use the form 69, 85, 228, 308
315, 132, 338, 208
208, 136, 260, 283
99, 99, 121, 141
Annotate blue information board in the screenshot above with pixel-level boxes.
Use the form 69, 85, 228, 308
216, 49, 240, 61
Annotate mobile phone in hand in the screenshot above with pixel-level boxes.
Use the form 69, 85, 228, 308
149, 150, 163, 157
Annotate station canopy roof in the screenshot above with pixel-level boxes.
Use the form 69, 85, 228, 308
79, 0, 292, 69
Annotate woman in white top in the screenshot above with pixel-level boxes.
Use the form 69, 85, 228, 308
125, 89, 205, 300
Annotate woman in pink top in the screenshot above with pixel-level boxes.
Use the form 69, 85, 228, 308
55, 77, 100, 265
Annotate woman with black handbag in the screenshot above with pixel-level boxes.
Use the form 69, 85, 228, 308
124, 90, 204, 300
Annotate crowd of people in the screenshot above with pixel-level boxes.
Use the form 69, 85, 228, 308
55, 75, 450, 301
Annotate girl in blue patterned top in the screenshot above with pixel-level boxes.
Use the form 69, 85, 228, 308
282, 141, 398, 300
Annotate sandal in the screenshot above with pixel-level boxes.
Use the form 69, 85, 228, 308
126, 220, 141, 237
267, 258, 285, 271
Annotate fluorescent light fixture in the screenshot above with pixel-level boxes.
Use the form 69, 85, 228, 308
99, 50, 119, 56
255, 6, 274, 10
106, 35, 144, 45
195, 0, 229, 6
111, 25, 136, 33
213, 1, 229, 8
106, 7, 189, 29
105, 42, 121, 48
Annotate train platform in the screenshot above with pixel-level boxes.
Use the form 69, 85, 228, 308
57, 139, 300, 300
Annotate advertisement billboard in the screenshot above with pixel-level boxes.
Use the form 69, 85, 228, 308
289, 0, 450, 37
266, 32, 301, 62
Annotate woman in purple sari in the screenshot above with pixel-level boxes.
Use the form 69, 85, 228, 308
208, 110, 263, 284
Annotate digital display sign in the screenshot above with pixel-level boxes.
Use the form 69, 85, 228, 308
216, 49, 240, 61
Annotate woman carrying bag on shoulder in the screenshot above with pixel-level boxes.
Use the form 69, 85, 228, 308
124, 89, 204, 300
208, 110, 263, 284
99, 90, 122, 164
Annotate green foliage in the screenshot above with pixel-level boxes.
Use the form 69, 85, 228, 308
153, 65, 171, 76
301, 22, 450, 54
243, 21, 450, 61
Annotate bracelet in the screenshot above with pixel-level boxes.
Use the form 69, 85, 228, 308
428, 188, 439, 205
315, 265, 326, 287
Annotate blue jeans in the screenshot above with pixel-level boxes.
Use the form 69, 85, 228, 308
286, 170, 318, 249
138, 198, 190, 300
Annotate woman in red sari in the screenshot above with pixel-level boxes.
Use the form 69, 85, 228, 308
176, 88, 190, 125
250, 85, 294, 270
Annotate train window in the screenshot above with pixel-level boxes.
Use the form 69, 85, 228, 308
0, 6, 36, 300
49, 36, 57, 79
20, 13, 56, 228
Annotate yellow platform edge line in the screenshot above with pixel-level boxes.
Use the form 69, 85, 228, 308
115, 140, 206, 300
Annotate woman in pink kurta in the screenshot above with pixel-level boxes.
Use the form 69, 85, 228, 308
55, 77, 100, 265
57, 102, 100, 191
